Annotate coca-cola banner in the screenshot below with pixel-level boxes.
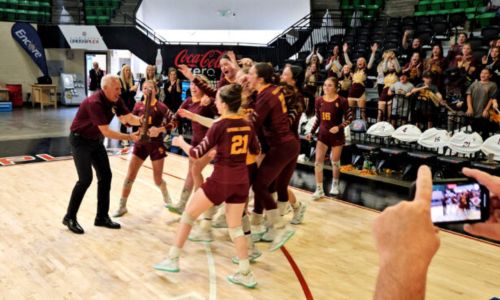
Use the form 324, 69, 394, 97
161, 45, 275, 80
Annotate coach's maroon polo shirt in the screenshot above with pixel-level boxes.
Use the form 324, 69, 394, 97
70, 90, 129, 139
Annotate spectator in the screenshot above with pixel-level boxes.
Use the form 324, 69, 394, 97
447, 32, 468, 61
372, 166, 440, 300
305, 47, 324, 66
344, 43, 376, 120
376, 49, 401, 96
373, 166, 500, 299
402, 30, 426, 63
164, 67, 182, 112
449, 43, 477, 90
325, 45, 344, 78
424, 44, 448, 94
89, 62, 104, 95
408, 71, 443, 129
466, 68, 498, 138
403, 52, 424, 86
119, 64, 139, 146
388, 73, 414, 125
483, 46, 500, 88
338, 64, 353, 99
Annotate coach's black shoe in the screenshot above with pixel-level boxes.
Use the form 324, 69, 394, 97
62, 217, 84, 234
94, 216, 121, 229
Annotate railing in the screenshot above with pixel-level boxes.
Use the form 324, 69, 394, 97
121, 14, 167, 45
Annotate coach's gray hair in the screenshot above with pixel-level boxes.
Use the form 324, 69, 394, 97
101, 74, 120, 89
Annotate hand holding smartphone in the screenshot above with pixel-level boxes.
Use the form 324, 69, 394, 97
410, 179, 490, 225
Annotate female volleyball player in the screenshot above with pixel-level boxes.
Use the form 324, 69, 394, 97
306, 77, 353, 199
113, 81, 176, 217
167, 76, 217, 215
154, 84, 260, 289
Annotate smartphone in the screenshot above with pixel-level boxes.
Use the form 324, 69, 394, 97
410, 179, 489, 224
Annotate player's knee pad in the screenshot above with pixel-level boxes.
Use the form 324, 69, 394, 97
228, 226, 245, 242
314, 162, 324, 173
331, 160, 341, 170
180, 211, 195, 226
123, 179, 134, 189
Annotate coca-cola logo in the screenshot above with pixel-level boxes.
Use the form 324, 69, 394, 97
174, 49, 224, 69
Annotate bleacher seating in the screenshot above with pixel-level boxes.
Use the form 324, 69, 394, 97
415, 0, 496, 27
340, 0, 385, 22
0, 0, 51, 23
84, 0, 121, 25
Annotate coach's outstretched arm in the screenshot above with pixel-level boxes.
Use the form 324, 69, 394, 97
373, 166, 441, 300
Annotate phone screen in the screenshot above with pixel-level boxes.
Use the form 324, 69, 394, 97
431, 182, 486, 223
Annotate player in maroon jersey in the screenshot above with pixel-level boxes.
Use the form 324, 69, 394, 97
174, 68, 263, 263
167, 76, 217, 215
306, 77, 353, 199
112, 81, 176, 217
276, 64, 308, 225
154, 84, 260, 288
247, 62, 297, 251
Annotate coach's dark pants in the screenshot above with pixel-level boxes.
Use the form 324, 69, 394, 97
253, 139, 300, 212
66, 132, 112, 220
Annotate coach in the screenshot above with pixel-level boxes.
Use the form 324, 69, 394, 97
63, 75, 141, 234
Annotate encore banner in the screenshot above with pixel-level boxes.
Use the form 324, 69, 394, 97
11, 22, 49, 76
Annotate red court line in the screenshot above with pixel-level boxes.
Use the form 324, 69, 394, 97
281, 246, 314, 300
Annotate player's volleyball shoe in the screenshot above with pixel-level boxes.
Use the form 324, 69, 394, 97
112, 199, 128, 217
232, 247, 262, 264
188, 227, 213, 243
312, 188, 325, 200
329, 183, 340, 196
227, 271, 257, 289
154, 256, 179, 273
290, 201, 307, 225
112, 206, 128, 218
269, 226, 295, 252
167, 202, 185, 215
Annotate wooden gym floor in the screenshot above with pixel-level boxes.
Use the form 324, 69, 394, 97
0, 154, 498, 299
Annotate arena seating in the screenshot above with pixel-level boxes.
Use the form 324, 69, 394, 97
84, 0, 121, 25
0, 0, 51, 23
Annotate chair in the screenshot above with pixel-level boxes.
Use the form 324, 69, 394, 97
481, 26, 500, 41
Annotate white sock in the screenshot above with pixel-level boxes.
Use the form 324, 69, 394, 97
333, 179, 339, 186
316, 184, 323, 191
119, 197, 128, 207
238, 258, 250, 274
169, 246, 180, 258
158, 181, 171, 203
291, 201, 300, 209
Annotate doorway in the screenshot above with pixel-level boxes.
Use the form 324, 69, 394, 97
85, 52, 108, 96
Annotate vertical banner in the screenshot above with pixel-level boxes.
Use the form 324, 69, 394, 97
11, 22, 49, 76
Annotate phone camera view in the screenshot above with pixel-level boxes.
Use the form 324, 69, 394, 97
432, 183, 482, 223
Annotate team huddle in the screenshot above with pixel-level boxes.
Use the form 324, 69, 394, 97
63, 52, 352, 289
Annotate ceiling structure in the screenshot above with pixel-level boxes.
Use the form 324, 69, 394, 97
137, 0, 310, 44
